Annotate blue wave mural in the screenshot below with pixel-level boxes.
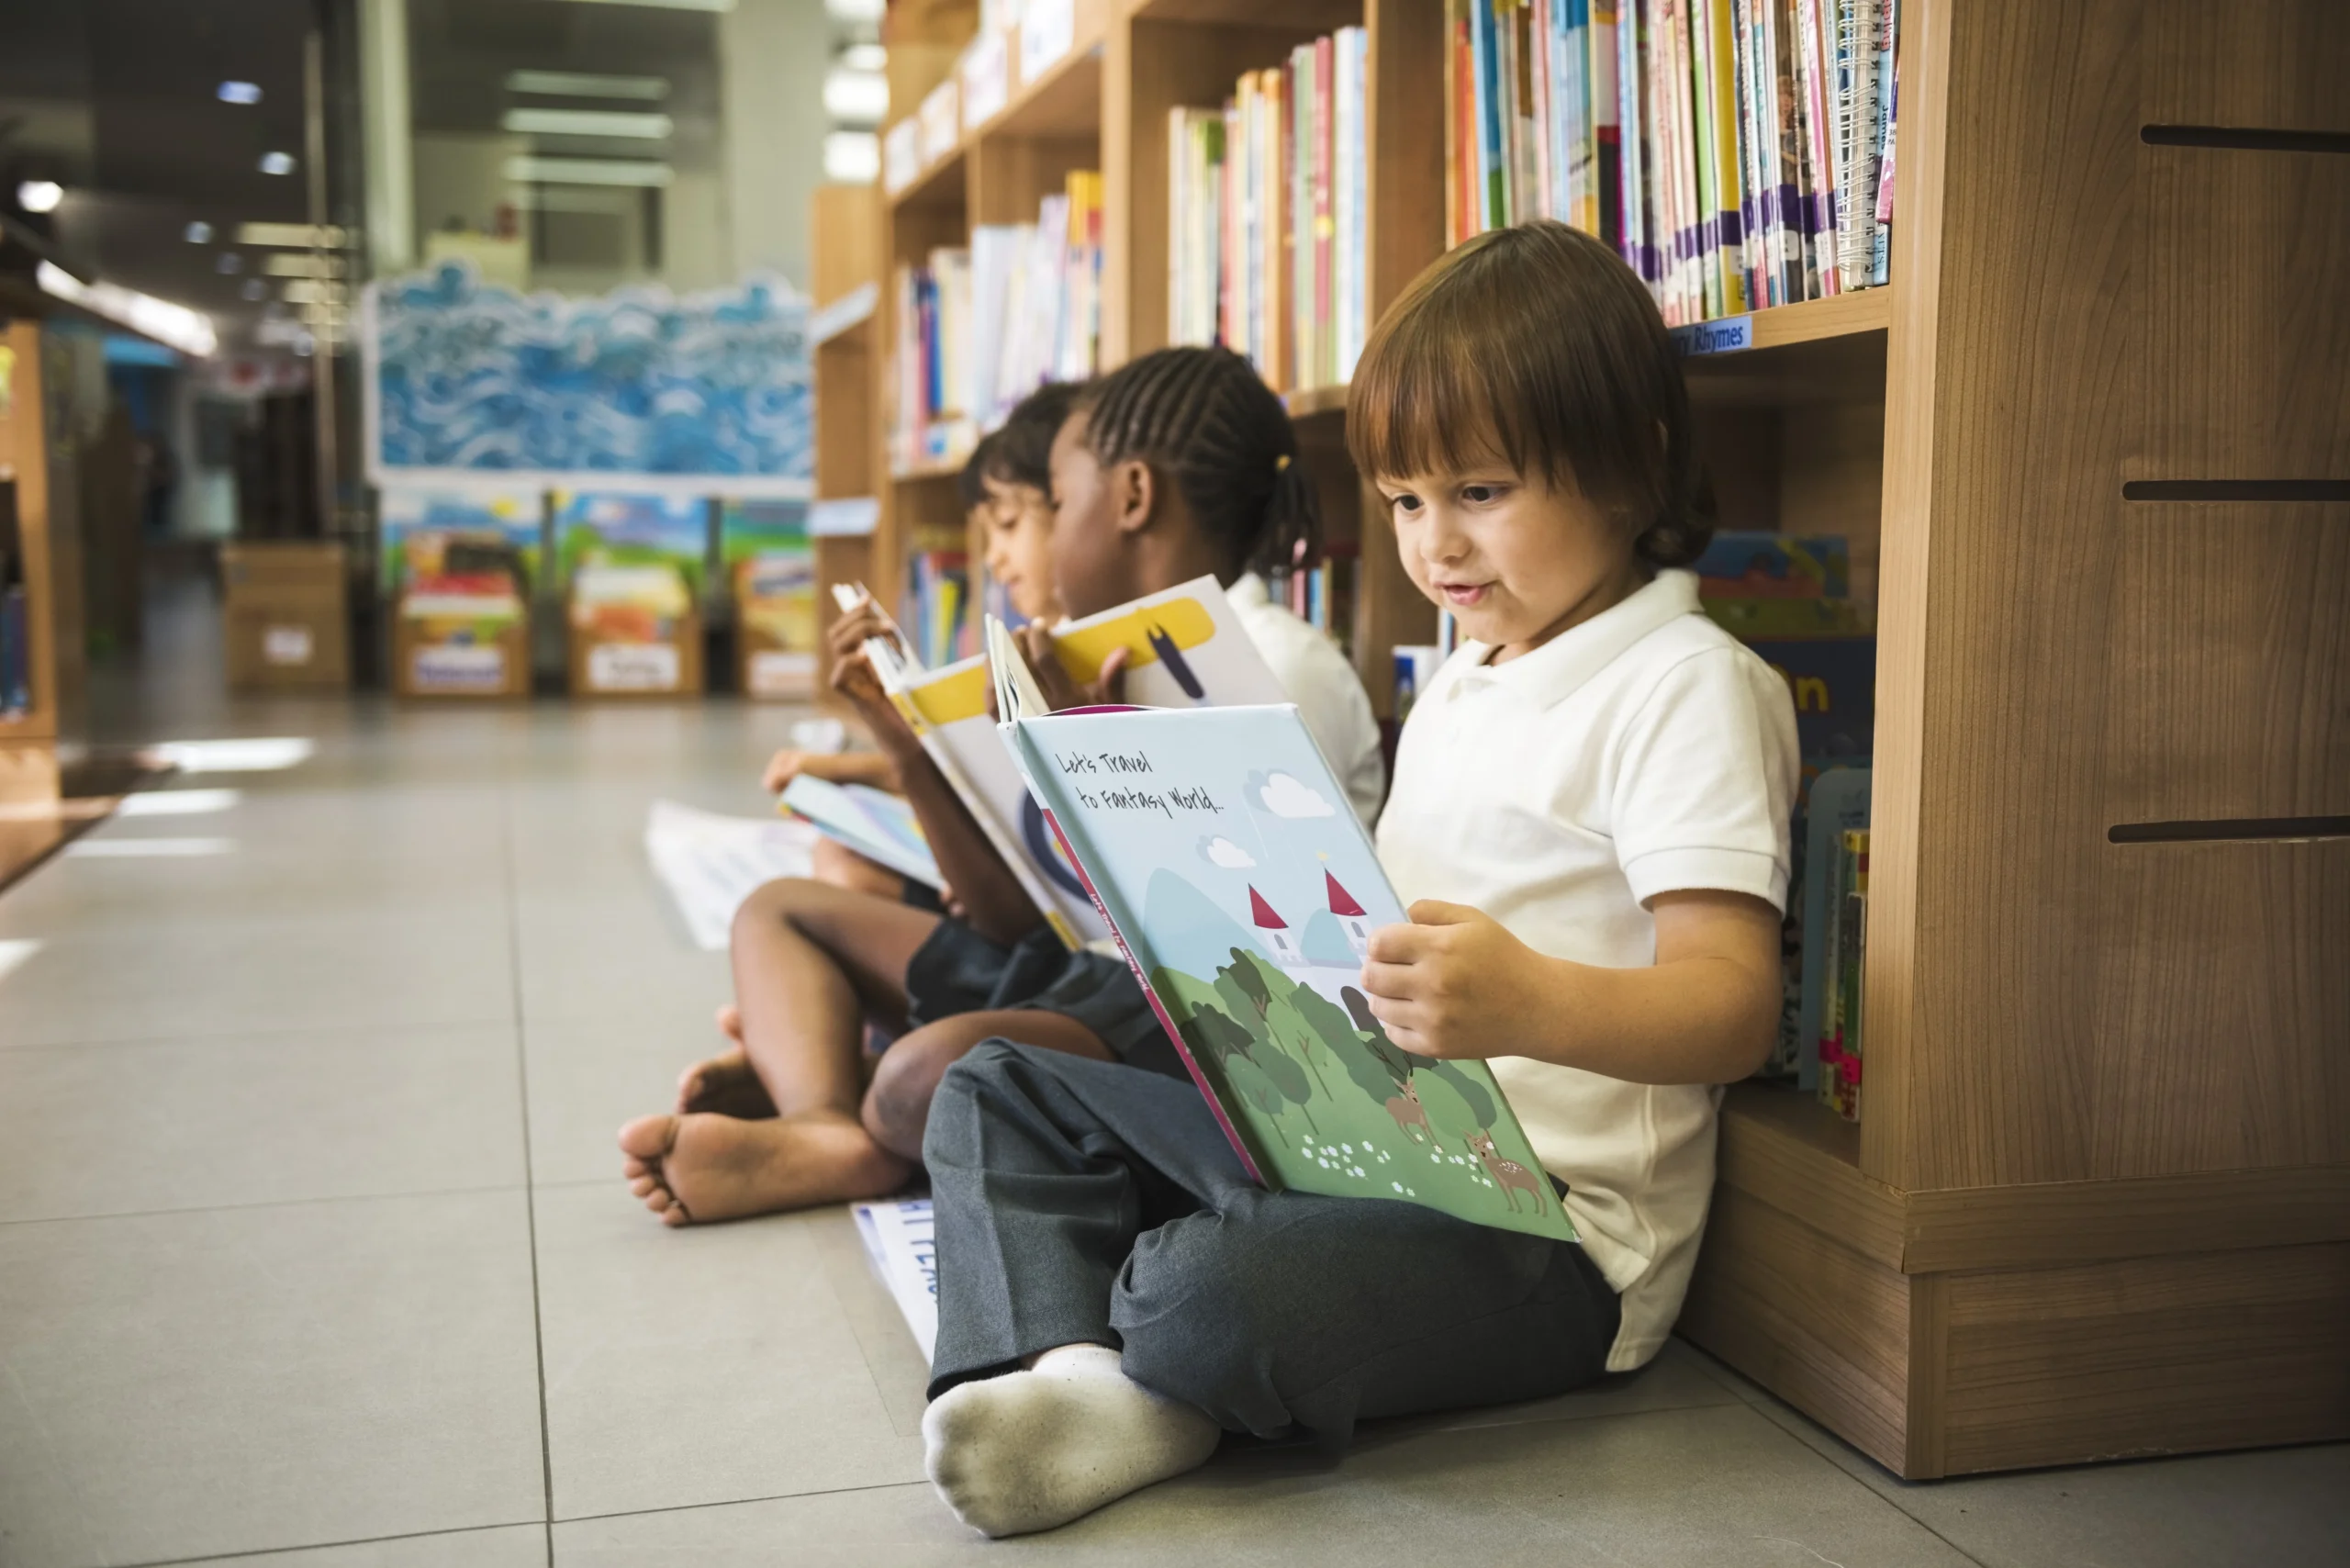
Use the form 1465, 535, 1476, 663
367, 263, 811, 486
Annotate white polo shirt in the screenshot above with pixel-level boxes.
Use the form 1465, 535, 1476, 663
1374, 568, 1797, 1371
1228, 572, 1386, 828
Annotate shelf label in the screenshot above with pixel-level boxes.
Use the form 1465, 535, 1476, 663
1019, 0, 1076, 84
883, 120, 920, 196
588, 642, 681, 692
810, 497, 881, 538
961, 28, 1011, 127
1673, 314, 1753, 356
919, 79, 960, 166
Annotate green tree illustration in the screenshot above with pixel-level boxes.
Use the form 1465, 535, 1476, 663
1294, 984, 1400, 1103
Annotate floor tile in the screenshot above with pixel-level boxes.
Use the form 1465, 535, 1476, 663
167, 1523, 550, 1568
512, 886, 732, 1028
0, 1023, 524, 1223
0, 902, 516, 1049
0, 1190, 546, 1568
521, 1014, 726, 1188
532, 1185, 925, 1522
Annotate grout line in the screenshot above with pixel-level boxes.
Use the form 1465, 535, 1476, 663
0, 1180, 527, 1230
107, 1517, 544, 1568
549, 1475, 935, 1529
501, 785, 562, 1565
0, 1014, 521, 1055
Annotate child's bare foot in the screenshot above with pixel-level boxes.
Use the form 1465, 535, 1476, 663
618, 1110, 911, 1226
674, 1005, 776, 1117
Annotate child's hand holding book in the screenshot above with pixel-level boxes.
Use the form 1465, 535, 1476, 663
1359, 900, 1547, 1060
1009, 622, 1131, 711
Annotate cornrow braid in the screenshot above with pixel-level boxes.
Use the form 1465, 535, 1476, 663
1076, 345, 1318, 578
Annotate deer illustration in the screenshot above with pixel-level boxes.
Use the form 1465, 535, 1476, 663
1464, 1130, 1546, 1215
1382, 1077, 1432, 1143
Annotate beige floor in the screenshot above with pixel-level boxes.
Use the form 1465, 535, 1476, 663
2, 590, 2344, 1568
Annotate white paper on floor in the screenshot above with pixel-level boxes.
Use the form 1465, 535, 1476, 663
852, 1197, 938, 1363
643, 799, 820, 950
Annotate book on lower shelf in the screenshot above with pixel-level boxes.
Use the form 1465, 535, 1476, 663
1449, 0, 1899, 326
1168, 25, 1369, 394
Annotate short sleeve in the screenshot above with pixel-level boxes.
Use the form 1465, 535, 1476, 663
1610, 644, 1800, 912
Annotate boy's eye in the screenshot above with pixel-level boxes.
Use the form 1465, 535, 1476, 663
1461, 484, 1504, 505
1387, 493, 1423, 516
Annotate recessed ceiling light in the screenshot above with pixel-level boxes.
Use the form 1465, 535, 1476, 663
218, 81, 263, 105
503, 155, 673, 187
258, 151, 297, 176
16, 180, 63, 214
241, 279, 266, 301
218, 252, 243, 274
500, 107, 674, 139
185, 220, 214, 243
822, 131, 879, 184
35, 261, 218, 358
843, 44, 887, 72
505, 69, 669, 101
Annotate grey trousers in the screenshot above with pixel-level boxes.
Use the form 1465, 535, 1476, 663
923, 1042, 1621, 1448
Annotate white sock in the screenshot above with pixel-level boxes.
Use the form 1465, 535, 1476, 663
922, 1343, 1221, 1538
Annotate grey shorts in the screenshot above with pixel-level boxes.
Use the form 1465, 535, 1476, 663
901, 922, 1186, 1080
1015, 949, 1188, 1080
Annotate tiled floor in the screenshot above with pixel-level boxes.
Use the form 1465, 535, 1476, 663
3, 593, 2345, 1567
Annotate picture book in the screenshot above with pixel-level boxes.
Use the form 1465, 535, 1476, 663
1795, 764, 1869, 1091
778, 775, 943, 890
872, 575, 1289, 950
990, 665, 1576, 1242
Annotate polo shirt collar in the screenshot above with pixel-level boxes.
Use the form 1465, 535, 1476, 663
1225, 572, 1270, 610
1451, 569, 1703, 710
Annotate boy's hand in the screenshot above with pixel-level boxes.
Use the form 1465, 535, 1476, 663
1359, 901, 1540, 1059
1014, 623, 1129, 711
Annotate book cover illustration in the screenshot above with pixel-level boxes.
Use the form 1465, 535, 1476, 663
1003, 700, 1576, 1243
778, 775, 943, 890
877, 576, 1286, 949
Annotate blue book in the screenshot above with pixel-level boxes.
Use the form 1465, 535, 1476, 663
988, 625, 1574, 1241
778, 776, 943, 890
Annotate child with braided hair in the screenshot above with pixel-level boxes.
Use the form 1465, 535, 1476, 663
618, 352, 1383, 1226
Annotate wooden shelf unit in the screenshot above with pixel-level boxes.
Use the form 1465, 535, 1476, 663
809, 182, 886, 698
0, 319, 80, 811
849, 0, 2349, 1482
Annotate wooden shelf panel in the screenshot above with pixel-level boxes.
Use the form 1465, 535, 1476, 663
891, 142, 968, 212
1281, 382, 1349, 420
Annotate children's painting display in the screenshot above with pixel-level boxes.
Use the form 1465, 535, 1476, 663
722, 499, 819, 700
557, 491, 709, 697
380, 486, 541, 698
365, 263, 812, 495
1000, 699, 1576, 1243
875, 577, 1289, 950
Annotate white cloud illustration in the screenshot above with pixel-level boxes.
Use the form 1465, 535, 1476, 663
1257, 770, 1335, 819
1198, 834, 1257, 868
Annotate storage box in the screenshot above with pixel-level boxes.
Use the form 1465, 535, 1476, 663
567, 612, 704, 698
221, 542, 349, 692
393, 612, 531, 699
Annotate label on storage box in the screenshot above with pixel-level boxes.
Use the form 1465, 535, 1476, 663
918, 79, 959, 164
263, 625, 315, 666
588, 642, 681, 692
1020, 0, 1076, 82
883, 120, 921, 196
961, 28, 1010, 127
747, 649, 817, 699
414, 644, 508, 692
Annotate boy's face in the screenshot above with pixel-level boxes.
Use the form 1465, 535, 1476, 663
978, 476, 1064, 623
1045, 409, 1134, 620
1375, 460, 1644, 664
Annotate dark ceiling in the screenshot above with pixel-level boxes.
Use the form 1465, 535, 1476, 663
0, 0, 329, 356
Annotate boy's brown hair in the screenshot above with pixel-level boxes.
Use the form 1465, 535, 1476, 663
1347, 219, 1710, 568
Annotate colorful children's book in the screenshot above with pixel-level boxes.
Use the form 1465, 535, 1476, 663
988, 621, 1576, 1242
872, 575, 1289, 950
778, 775, 943, 890
1796, 764, 1869, 1091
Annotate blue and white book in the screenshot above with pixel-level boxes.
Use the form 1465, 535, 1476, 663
778, 775, 943, 890
986, 618, 1575, 1242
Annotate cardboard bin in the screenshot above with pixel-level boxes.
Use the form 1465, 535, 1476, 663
221, 542, 349, 692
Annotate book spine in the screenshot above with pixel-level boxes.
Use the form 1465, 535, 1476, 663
1617, 0, 1645, 277
1871, 0, 1897, 286
1314, 32, 1335, 389
1594, 1, 1622, 246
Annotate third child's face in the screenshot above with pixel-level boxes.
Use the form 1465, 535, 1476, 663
979, 478, 1064, 623
1045, 410, 1127, 620
1377, 463, 1643, 663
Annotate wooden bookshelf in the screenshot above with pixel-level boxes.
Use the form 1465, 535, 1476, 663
0, 319, 73, 818
810, 182, 884, 699
1673, 0, 2350, 1481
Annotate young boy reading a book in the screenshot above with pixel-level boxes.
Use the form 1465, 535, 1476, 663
916, 220, 1801, 1537
619, 353, 1384, 1226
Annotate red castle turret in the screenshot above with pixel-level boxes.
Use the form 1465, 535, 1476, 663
1323, 871, 1365, 917
1248, 886, 1287, 928
1246, 886, 1304, 966
1326, 869, 1372, 957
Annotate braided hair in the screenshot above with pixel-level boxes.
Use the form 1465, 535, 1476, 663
1076, 346, 1319, 579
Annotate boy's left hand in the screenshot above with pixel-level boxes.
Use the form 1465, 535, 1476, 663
1359, 901, 1540, 1059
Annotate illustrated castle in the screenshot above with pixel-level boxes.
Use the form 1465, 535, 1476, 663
1247, 871, 1372, 968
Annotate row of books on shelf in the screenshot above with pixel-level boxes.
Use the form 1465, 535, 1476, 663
1261, 543, 1360, 655
902, 548, 979, 670
892, 171, 1104, 474
1449, 0, 1898, 326
884, 0, 1082, 195
1169, 27, 1370, 395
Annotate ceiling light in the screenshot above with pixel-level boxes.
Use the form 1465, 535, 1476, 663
822, 131, 880, 184
822, 68, 888, 125
825, 0, 887, 22
503, 155, 673, 187
263, 252, 343, 278
185, 220, 214, 243
500, 107, 674, 139
241, 279, 266, 301
235, 221, 349, 249
258, 151, 297, 176
559, 0, 733, 11
217, 252, 243, 274
218, 81, 263, 105
505, 69, 669, 101
843, 44, 887, 72
36, 262, 218, 358
16, 180, 63, 214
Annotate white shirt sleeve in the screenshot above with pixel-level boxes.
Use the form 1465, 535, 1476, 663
1610, 644, 1800, 912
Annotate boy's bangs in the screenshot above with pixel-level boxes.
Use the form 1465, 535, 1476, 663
1348, 327, 1518, 483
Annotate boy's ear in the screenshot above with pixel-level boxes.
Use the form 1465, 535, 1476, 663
1112, 458, 1156, 536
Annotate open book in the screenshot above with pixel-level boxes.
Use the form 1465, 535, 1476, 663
777, 775, 943, 890
987, 619, 1575, 1243
853, 575, 1287, 949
